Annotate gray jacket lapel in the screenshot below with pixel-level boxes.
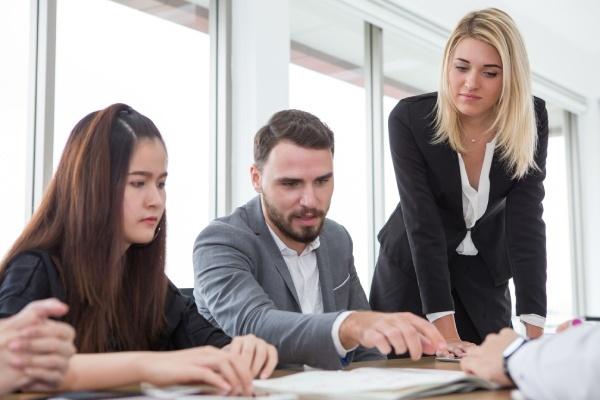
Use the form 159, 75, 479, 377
315, 237, 336, 313
246, 196, 302, 311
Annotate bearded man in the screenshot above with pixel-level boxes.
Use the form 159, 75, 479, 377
193, 109, 445, 369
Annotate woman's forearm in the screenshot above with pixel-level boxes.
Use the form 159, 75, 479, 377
60, 352, 151, 391
432, 314, 460, 339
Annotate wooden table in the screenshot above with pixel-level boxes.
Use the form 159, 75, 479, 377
11, 356, 513, 399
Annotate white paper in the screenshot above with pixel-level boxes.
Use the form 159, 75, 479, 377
253, 368, 469, 395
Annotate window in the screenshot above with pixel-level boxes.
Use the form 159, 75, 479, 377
289, 0, 370, 288
382, 29, 437, 219
543, 106, 574, 322
0, 1, 31, 257
53, 0, 210, 287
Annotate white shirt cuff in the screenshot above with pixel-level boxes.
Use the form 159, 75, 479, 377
426, 310, 455, 323
519, 314, 546, 328
332, 311, 357, 357
506, 336, 537, 392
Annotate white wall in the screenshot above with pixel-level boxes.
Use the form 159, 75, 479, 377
230, 0, 290, 209
387, 0, 600, 98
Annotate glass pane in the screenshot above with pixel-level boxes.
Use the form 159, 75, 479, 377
289, 0, 370, 289
382, 29, 434, 220
54, 0, 210, 288
544, 108, 573, 321
0, 1, 30, 257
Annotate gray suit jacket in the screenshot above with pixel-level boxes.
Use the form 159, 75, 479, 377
193, 196, 383, 369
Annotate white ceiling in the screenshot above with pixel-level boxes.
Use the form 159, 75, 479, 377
388, 0, 600, 97
390, 0, 600, 57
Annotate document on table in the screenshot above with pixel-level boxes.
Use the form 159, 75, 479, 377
253, 367, 499, 399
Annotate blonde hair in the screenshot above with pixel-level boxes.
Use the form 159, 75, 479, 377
434, 8, 537, 179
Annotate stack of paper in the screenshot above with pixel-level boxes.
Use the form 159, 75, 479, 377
253, 367, 499, 399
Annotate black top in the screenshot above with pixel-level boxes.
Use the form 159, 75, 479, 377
0, 250, 231, 351
373, 92, 548, 317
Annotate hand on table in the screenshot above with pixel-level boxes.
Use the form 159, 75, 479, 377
141, 345, 258, 396
0, 299, 75, 394
436, 338, 475, 358
556, 318, 582, 333
339, 311, 446, 360
460, 328, 520, 387
223, 334, 278, 379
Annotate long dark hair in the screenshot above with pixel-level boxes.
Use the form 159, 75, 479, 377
0, 103, 168, 352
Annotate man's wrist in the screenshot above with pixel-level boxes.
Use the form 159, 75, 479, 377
333, 311, 356, 356
502, 336, 528, 385
339, 311, 361, 350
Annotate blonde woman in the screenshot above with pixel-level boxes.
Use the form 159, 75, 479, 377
370, 8, 548, 357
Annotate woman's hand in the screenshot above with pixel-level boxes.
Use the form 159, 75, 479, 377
0, 328, 29, 395
140, 346, 255, 396
0, 299, 76, 394
13, 319, 77, 392
556, 318, 582, 333
524, 322, 543, 339
436, 338, 475, 358
432, 314, 474, 358
223, 334, 278, 379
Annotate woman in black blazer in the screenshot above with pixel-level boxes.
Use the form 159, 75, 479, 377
370, 8, 548, 356
0, 103, 277, 393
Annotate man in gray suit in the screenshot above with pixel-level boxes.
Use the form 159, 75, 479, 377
193, 110, 446, 369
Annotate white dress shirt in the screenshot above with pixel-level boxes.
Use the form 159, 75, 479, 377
267, 226, 354, 357
455, 138, 496, 256
427, 138, 544, 329
508, 326, 600, 400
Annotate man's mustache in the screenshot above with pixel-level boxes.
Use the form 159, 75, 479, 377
290, 207, 325, 219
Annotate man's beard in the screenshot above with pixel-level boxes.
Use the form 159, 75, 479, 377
263, 195, 327, 244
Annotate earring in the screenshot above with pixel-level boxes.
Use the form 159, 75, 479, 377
131, 221, 162, 249
151, 224, 162, 241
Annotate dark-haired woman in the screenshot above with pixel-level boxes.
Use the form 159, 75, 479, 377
0, 103, 277, 394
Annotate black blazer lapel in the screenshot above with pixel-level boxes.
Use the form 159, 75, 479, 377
439, 145, 463, 215
424, 139, 463, 224
413, 110, 463, 218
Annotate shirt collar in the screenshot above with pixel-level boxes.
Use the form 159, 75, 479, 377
267, 224, 320, 256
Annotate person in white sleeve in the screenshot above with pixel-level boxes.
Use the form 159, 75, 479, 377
461, 324, 600, 399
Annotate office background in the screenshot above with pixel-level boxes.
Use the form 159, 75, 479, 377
1, 0, 599, 326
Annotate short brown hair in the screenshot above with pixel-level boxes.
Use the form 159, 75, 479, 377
254, 109, 334, 169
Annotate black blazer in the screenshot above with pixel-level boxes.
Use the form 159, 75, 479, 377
375, 92, 548, 317
0, 249, 231, 350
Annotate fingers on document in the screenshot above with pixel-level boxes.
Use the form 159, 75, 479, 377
364, 313, 446, 359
